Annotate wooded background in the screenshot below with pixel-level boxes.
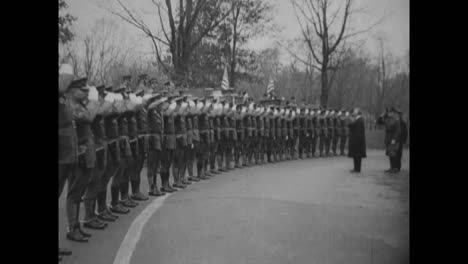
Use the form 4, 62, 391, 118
59, 0, 409, 119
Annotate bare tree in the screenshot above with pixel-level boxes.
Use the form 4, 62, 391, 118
112, 0, 236, 85
291, 0, 382, 106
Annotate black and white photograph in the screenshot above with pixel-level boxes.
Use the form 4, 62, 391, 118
59, 0, 409, 263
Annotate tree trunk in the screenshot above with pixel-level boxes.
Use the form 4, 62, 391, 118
320, 64, 328, 107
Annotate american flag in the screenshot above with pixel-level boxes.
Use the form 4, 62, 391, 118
221, 67, 229, 90
266, 78, 275, 96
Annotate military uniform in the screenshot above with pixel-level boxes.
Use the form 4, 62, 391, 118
318, 112, 327, 157
161, 102, 177, 192
173, 102, 189, 188
325, 115, 333, 156
234, 107, 244, 167
332, 113, 340, 155
256, 114, 264, 164
339, 112, 348, 155
242, 112, 252, 166
147, 95, 166, 195
69, 93, 99, 241
383, 112, 401, 172
197, 106, 211, 179
293, 112, 300, 159
228, 109, 237, 169
186, 108, 200, 181
298, 112, 307, 158
250, 112, 258, 164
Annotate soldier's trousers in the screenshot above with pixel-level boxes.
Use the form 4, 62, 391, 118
217, 139, 227, 169
298, 134, 306, 157
186, 142, 197, 177
325, 133, 332, 155
96, 153, 120, 214
319, 135, 326, 156
225, 139, 234, 168
147, 149, 161, 192
173, 142, 188, 183
340, 136, 347, 155
242, 137, 250, 165
196, 142, 208, 177
234, 139, 243, 166
111, 155, 131, 206
250, 137, 258, 163
311, 135, 317, 156
210, 141, 220, 171
160, 148, 174, 187
59, 163, 74, 198
67, 165, 93, 227
83, 165, 105, 221
130, 137, 147, 195
332, 135, 339, 155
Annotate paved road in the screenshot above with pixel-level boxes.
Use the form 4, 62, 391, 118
59, 150, 409, 264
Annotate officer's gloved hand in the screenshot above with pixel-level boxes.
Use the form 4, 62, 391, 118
88, 86, 99, 101
104, 92, 115, 103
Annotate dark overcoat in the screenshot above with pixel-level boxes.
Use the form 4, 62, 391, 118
348, 116, 367, 158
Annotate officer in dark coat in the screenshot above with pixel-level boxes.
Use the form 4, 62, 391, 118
348, 108, 366, 173
58, 64, 76, 257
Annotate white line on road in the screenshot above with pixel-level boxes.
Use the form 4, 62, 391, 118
112, 194, 171, 264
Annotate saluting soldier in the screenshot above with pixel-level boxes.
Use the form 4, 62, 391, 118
185, 97, 201, 182
266, 106, 275, 163
120, 88, 146, 205
305, 108, 313, 158
82, 84, 113, 231
274, 107, 282, 161
292, 107, 300, 159
310, 109, 318, 157
130, 88, 151, 201
217, 100, 228, 171
325, 109, 334, 156
263, 106, 271, 163
242, 103, 252, 167
112, 77, 139, 211
146, 93, 167, 196
332, 110, 340, 156
173, 96, 190, 188
280, 107, 287, 161
59, 64, 77, 257
298, 107, 307, 159
67, 77, 100, 242
256, 106, 265, 164
96, 85, 122, 219
234, 104, 244, 168
160, 95, 178, 192
339, 110, 348, 156
318, 109, 327, 157
209, 99, 221, 175
227, 102, 237, 169
198, 99, 213, 179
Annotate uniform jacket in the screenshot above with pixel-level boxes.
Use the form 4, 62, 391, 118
59, 95, 78, 165
163, 114, 176, 150
236, 113, 244, 141
148, 107, 163, 151
71, 99, 99, 168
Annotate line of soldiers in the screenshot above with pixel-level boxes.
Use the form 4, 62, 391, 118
58, 64, 354, 260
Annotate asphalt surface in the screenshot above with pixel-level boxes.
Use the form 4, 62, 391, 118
59, 149, 409, 264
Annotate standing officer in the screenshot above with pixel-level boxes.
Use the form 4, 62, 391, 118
67, 78, 100, 242
263, 106, 271, 163
310, 109, 318, 157
348, 108, 366, 173
305, 108, 313, 158
381, 108, 401, 173
59, 63, 77, 257
267, 106, 276, 163
250, 104, 258, 165
280, 107, 288, 161
396, 110, 408, 172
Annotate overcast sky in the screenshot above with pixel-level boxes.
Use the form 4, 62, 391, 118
64, 0, 409, 64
